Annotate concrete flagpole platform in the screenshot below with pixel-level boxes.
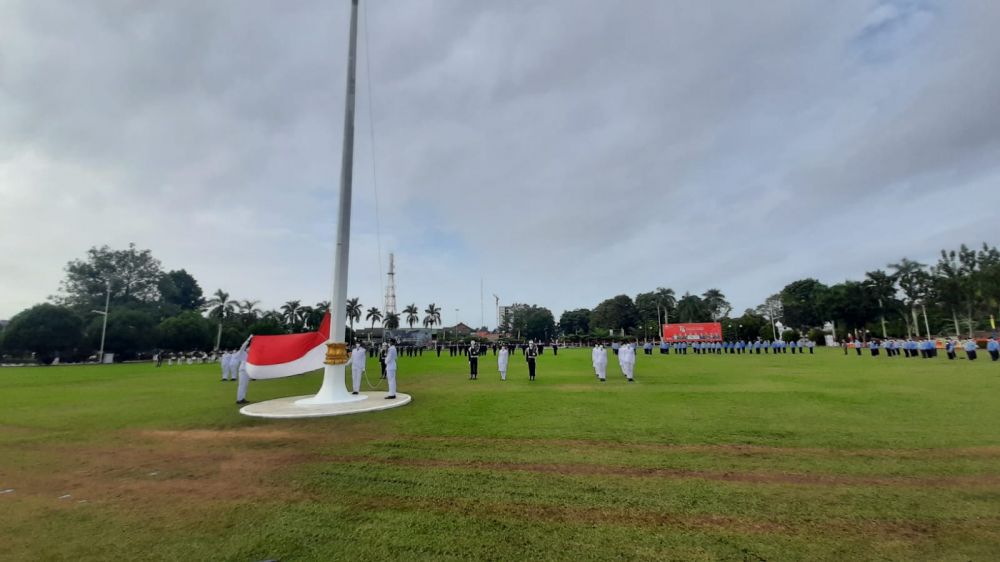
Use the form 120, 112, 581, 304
240, 392, 411, 419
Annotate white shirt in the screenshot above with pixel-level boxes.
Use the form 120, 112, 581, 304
386, 345, 397, 369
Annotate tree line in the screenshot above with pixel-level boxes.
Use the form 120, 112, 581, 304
555, 242, 1000, 343
0, 245, 450, 363
2, 241, 997, 363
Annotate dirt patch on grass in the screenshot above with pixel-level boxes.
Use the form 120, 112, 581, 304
346, 493, 997, 541
325, 455, 1000, 488
139, 428, 305, 442
407, 435, 1000, 460
1, 438, 321, 509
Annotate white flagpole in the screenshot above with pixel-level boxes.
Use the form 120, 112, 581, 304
298, 0, 360, 405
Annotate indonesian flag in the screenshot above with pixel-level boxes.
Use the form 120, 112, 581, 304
246, 312, 331, 380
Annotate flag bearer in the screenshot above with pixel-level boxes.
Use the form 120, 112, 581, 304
351, 343, 366, 394
385, 339, 398, 399
498, 344, 510, 381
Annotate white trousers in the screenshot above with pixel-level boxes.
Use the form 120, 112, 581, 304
624, 363, 634, 380
597, 365, 606, 380
500, 368, 507, 381
237, 366, 250, 401
386, 368, 397, 396
352, 367, 363, 393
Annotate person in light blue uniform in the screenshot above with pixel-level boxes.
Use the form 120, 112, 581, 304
986, 338, 998, 361
870, 339, 880, 357
789, 340, 797, 354
964, 339, 978, 360
945, 339, 956, 360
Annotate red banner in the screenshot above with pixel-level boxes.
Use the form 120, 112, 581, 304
662, 323, 722, 342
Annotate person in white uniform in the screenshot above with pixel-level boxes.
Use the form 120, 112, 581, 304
350, 343, 366, 395
595, 344, 608, 382
592, 343, 600, 377
220, 351, 232, 381
622, 343, 636, 382
234, 337, 253, 404
498, 344, 510, 380
385, 339, 398, 399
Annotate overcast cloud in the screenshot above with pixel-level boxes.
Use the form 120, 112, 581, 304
2, 0, 999, 326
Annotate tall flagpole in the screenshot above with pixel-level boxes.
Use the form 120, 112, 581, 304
298, 0, 360, 405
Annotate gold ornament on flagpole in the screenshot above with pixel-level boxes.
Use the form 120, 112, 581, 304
324, 342, 349, 365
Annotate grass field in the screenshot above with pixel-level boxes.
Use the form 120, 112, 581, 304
2, 348, 1000, 561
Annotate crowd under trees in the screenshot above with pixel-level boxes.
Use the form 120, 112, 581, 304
1, 242, 998, 363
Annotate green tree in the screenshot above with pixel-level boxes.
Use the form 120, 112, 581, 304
280, 300, 303, 330
58, 243, 164, 311
85, 307, 157, 359
675, 293, 709, 323
203, 289, 237, 351
423, 303, 442, 331
3, 304, 84, 363
591, 295, 639, 332
346, 298, 363, 342
558, 308, 591, 335
510, 304, 556, 341
157, 269, 204, 313
889, 258, 931, 338
365, 307, 383, 332
779, 279, 829, 329
384, 312, 400, 330
701, 289, 731, 321
403, 304, 420, 328
155, 312, 213, 351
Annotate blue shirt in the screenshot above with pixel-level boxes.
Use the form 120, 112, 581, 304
965, 341, 977, 352
987, 340, 998, 351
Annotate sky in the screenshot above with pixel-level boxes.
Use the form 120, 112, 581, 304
2, 0, 999, 327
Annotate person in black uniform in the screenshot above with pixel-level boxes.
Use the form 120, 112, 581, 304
468, 341, 479, 380
526, 340, 538, 381
378, 342, 388, 379
552, 342, 558, 356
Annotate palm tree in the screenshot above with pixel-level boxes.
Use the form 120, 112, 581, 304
366, 307, 383, 332
346, 297, 362, 343
701, 288, 731, 320
655, 287, 676, 324
203, 289, 238, 351
423, 303, 442, 338
237, 299, 261, 323
384, 312, 400, 330
403, 303, 420, 328
297, 305, 315, 331
889, 258, 930, 338
676, 292, 708, 323
304, 301, 330, 332
280, 300, 302, 330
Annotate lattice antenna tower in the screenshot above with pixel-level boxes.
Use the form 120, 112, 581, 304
384, 253, 397, 317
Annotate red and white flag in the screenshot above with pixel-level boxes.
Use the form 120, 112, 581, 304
246, 313, 331, 380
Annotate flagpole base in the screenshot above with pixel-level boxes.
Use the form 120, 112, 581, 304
294, 363, 361, 406
240, 391, 411, 419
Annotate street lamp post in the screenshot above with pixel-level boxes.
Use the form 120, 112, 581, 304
91, 281, 111, 364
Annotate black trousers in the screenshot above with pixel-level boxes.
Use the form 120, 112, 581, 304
871, 349, 879, 357
527, 358, 536, 379
968, 350, 977, 360
990, 350, 999, 361
948, 351, 956, 360
469, 357, 478, 377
